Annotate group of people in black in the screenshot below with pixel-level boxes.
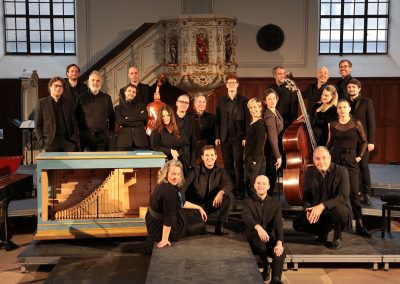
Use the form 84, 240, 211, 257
34, 60, 375, 283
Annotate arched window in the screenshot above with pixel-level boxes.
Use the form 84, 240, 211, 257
3, 0, 75, 55
319, 0, 389, 55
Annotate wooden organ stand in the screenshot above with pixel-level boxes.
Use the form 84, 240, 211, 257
34, 151, 166, 240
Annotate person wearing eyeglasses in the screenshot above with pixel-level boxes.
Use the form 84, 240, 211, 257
215, 74, 249, 198
175, 94, 196, 176
34, 77, 79, 152
335, 59, 353, 101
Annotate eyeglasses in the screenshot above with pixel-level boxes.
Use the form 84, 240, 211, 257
227, 81, 237, 85
52, 84, 64, 88
177, 100, 190, 105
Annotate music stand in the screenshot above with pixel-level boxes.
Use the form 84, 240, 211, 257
7, 119, 35, 165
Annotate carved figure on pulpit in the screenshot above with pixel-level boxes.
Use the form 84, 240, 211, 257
196, 33, 209, 64
225, 33, 234, 63
169, 34, 178, 64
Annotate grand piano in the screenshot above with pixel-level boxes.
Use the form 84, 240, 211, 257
0, 156, 33, 251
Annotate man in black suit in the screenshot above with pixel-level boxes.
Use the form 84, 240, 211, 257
119, 67, 150, 105
62, 64, 87, 106
175, 94, 196, 176
269, 66, 298, 130
35, 77, 79, 152
348, 79, 376, 205
293, 146, 353, 250
183, 145, 233, 235
242, 175, 285, 283
335, 59, 353, 100
215, 75, 249, 198
76, 71, 115, 151
114, 84, 149, 151
193, 93, 215, 160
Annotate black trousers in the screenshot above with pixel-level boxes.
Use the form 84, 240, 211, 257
331, 148, 362, 220
83, 129, 109, 151
201, 191, 233, 224
246, 232, 286, 280
293, 204, 350, 240
359, 151, 372, 195
221, 135, 244, 196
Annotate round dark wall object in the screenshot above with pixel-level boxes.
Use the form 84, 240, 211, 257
256, 24, 285, 51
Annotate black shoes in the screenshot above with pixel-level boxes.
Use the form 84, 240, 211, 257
261, 263, 270, 281
270, 277, 284, 284
360, 194, 371, 205
316, 234, 328, 243
328, 238, 343, 250
215, 222, 224, 235
356, 226, 372, 238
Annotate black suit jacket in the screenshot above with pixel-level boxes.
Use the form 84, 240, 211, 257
303, 163, 353, 221
270, 82, 298, 129
63, 80, 87, 106
242, 195, 284, 242
34, 96, 79, 148
176, 113, 196, 168
335, 74, 353, 101
264, 108, 284, 159
114, 100, 149, 148
215, 93, 249, 143
119, 82, 150, 105
350, 96, 376, 144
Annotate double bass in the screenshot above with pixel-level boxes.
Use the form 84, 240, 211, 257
282, 78, 317, 206
146, 73, 166, 136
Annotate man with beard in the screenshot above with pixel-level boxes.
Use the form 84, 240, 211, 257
119, 66, 150, 105
62, 64, 87, 105
336, 59, 353, 100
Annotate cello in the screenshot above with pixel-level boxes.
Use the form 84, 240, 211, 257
146, 73, 166, 136
282, 78, 317, 206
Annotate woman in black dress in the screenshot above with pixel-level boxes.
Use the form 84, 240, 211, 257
312, 84, 338, 146
244, 98, 266, 197
145, 160, 207, 251
327, 99, 371, 237
263, 89, 284, 196
151, 105, 189, 170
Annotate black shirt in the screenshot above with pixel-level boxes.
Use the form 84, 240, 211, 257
51, 97, 67, 137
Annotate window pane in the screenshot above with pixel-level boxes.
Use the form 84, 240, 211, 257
30, 31, 40, 41
17, 30, 27, 41
378, 3, 388, 15
331, 3, 341, 15
40, 3, 50, 15
320, 42, 330, 53
53, 18, 64, 30
354, 3, 365, 15
41, 43, 52, 53
378, 18, 388, 29
54, 43, 64, 53
6, 18, 16, 29
367, 42, 377, 52
331, 42, 340, 53
53, 3, 64, 15
29, 3, 40, 15
7, 42, 17, 52
343, 30, 354, 41
64, 18, 74, 30
343, 18, 354, 29
41, 31, 51, 42
368, 3, 378, 15
343, 42, 353, 53
344, 3, 354, 15
367, 30, 377, 41
65, 42, 75, 53
377, 42, 387, 52
16, 18, 26, 29
377, 30, 387, 41
331, 18, 341, 29
53, 31, 64, 42
65, 31, 74, 42
7, 30, 16, 41
31, 42, 41, 52
354, 18, 364, 28
353, 42, 363, 53
367, 18, 377, 29
15, 2, 26, 15
30, 18, 39, 30
41, 18, 51, 30
17, 42, 27, 52
331, 30, 341, 41
64, 3, 74, 15
5, 3, 16, 15
354, 30, 364, 40
320, 30, 331, 41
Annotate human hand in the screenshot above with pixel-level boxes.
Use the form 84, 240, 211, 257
306, 203, 324, 224
198, 207, 208, 222
156, 239, 171, 248
215, 139, 220, 146
212, 191, 224, 208
171, 149, 179, 160
274, 242, 284, 257
256, 225, 270, 243
275, 157, 282, 170
368, 144, 375, 152
355, 156, 361, 163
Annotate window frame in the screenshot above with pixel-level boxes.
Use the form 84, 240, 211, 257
319, 0, 390, 55
3, 0, 76, 55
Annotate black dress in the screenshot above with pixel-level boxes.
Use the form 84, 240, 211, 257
327, 118, 367, 220
312, 104, 337, 146
244, 119, 266, 195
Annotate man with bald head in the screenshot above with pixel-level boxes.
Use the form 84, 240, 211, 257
242, 175, 285, 283
119, 67, 150, 105
303, 66, 331, 121
293, 146, 352, 250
